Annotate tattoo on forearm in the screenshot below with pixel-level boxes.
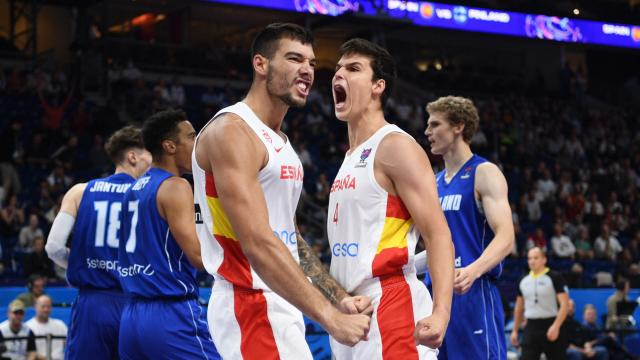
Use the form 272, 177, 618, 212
297, 234, 348, 305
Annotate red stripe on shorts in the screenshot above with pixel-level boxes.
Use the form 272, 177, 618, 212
233, 286, 280, 360
377, 274, 419, 360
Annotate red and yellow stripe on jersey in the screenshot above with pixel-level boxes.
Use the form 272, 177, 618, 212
372, 194, 412, 277
205, 173, 253, 288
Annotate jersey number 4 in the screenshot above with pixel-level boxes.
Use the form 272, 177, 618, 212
93, 200, 139, 253
332, 202, 339, 224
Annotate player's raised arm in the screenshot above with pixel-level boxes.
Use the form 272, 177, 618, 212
376, 133, 454, 348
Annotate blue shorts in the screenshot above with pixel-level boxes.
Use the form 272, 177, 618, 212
65, 288, 128, 360
437, 278, 506, 360
119, 297, 220, 360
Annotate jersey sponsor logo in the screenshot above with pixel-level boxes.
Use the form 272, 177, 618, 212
86, 257, 119, 271
194, 203, 203, 224
439, 194, 462, 211
280, 165, 303, 181
355, 148, 372, 168
332, 242, 359, 257
132, 176, 150, 191
460, 166, 473, 179
118, 263, 155, 277
273, 229, 298, 245
330, 174, 356, 193
85, 257, 155, 277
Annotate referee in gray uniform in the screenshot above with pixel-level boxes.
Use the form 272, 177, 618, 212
510, 246, 570, 360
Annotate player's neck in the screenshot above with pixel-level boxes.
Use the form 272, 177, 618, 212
244, 86, 288, 133
346, 109, 386, 152
152, 160, 180, 177
442, 141, 473, 177
114, 165, 136, 179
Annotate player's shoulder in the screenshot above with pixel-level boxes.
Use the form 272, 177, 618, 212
378, 130, 420, 157
159, 176, 191, 192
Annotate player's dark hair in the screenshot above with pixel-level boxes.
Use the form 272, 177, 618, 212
251, 23, 314, 60
142, 109, 187, 159
338, 38, 396, 109
104, 126, 145, 165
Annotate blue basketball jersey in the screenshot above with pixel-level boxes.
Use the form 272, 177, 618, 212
67, 173, 136, 289
118, 167, 199, 299
435, 154, 501, 279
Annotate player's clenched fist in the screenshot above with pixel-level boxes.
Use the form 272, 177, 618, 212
326, 310, 371, 347
339, 295, 373, 316
414, 311, 449, 348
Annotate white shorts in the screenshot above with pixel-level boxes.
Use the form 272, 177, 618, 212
208, 277, 312, 360
330, 272, 438, 360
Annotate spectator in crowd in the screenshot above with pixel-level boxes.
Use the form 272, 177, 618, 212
575, 227, 595, 260
594, 224, 622, 261
16, 275, 46, 307
23, 237, 56, 280
25, 295, 67, 360
18, 215, 44, 251
564, 300, 608, 360
526, 227, 548, 252
0, 300, 38, 360
551, 222, 576, 259
46, 166, 73, 196
605, 278, 630, 330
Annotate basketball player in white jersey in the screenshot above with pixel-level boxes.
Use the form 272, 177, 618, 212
328, 38, 455, 359
192, 23, 371, 359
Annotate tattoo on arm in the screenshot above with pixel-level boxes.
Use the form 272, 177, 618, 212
296, 233, 348, 305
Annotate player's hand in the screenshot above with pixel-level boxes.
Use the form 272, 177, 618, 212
326, 309, 371, 347
509, 330, 520, 347
453, 266, 479, 294
414, 311, 449, 348
546, 324, 560, 342
339, 296, 373, 315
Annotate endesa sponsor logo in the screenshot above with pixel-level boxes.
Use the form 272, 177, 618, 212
332, 242, 359, 257
274, 229, 298, 245
330, 174, 356, 193
280, 165, 303, 181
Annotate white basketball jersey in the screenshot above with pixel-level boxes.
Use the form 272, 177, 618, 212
192, 102, 303, 290
328, 124, 420, 293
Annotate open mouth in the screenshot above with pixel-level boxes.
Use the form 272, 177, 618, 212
296, 79, 311, 96
333, 84, 347, 108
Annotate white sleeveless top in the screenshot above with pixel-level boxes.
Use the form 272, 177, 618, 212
327, 124, 420, 293
192, 102, 303, 291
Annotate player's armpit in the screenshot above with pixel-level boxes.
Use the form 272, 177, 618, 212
157, 177, 204, 269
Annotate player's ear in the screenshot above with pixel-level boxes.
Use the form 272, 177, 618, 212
453, 123, 465, 136
161, 139, 176, 155
372, 78, 385, 97
253, 54, 268, 77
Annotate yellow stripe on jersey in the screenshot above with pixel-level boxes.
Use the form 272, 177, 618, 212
376, 217, 412, 254
207, 196, 237, 240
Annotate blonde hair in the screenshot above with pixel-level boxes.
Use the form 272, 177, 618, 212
426, 96, 479, 143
